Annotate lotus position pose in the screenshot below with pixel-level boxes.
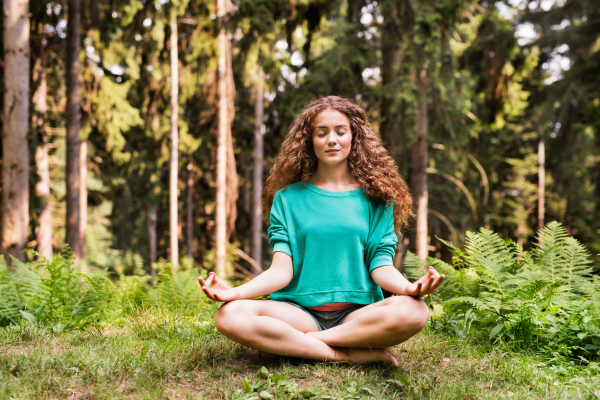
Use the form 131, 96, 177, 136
199, 96, 444, 365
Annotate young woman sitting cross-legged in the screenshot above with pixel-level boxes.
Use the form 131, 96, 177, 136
199, 96, 445, 365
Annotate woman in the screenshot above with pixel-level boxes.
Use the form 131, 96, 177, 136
199, 96, 444, 365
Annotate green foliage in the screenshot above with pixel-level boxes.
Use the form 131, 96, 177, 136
0, 246, 104, 330
0, 246, 210, 331
406, 221, 600, 361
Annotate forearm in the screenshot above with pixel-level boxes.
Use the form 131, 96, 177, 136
234, 262, 293, 300
370, 265, 411, 295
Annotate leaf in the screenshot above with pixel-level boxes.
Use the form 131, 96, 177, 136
258, 391, 273, 399
431, 303, 444, 319
72, 304, 84, 316
243, 379, 252, 393
577, 333, 587, 340
393, 373, 410, 387
53, 323, 63, 333
260, 366, 269, 378
489, 323, 504, 339
20, 311, 37, 324
271, 375, 286, 382
360, 386, 374, 394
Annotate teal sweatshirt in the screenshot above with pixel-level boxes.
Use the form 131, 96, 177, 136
267, 181, 398, 307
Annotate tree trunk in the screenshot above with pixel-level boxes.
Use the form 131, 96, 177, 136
251, 66, 265, 274
66, 0, 82, 259
169, 14, 179, 272
410, 69, 428, 259
33, 29, 52, 260
147, 206, 157, 276
216, 0, 236, 277
79, 139, 87, 272
538, 135, 545, 233
2, 0, 31, 264
243, 153, 251, 255
186, 154, 193, 259
380, 0, 402, 154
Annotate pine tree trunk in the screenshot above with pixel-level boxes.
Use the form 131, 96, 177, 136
538, 135, 545, 233
186, 154, 193, 259
410, 70, 429, 259
66, 0, 82, 259
33, 29, 53, 260
147, 206, 157, 276
251, 67, 264, 274
215, 0, 232, 277
169, 15, 179, 272
79, 140, 87, 272
2, 0, 31, 264
380, 0, 402, 154
243, 153, 251, 255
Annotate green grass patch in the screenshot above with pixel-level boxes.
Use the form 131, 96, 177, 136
1, 307, 598, 399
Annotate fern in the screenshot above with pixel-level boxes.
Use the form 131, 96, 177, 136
430, 221, 598, 359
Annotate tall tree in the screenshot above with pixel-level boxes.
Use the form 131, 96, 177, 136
215, 0, 237, 277
65, 0, 83, 259
410, 61, 429, 259
169, 10, 180, 272
2, 0, 30, 263
251, 66, 264, 273
32, 28, 52, 260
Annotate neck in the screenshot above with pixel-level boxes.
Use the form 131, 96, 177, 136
310, 160, 356, 185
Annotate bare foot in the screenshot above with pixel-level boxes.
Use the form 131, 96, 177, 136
335, 347, 399, 366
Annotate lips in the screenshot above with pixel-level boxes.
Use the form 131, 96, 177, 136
325, 150, 340, 153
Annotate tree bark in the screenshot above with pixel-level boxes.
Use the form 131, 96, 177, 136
216, 0, 236, 277
169, 14, 179, 272
538, 135, 545, 233
79, 139, 87, 272
251, 66, 265, 274
2, 0, 31, 264
380, 0, 402, 154
66, 0, 82, 259
186, 154, 193, 259
410, 69, 429, 259
147, 206, 157, 276
33, 29, 52, 260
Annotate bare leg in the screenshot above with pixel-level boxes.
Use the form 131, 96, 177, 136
214, 300, 397, 364
306, 296, 429, 348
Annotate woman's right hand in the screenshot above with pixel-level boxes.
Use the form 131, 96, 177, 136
198, 272, 240, 303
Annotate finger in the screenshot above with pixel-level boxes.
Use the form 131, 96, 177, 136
204, 274, 215, 287
414, 282, 423, 295
201, 287, 216, 301
432, 275, 445, 289
198, 277, 205, 286
429, 267, 441, 278
421, 275, 435, 294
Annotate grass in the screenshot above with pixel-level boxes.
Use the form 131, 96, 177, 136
1, 303, 599, 399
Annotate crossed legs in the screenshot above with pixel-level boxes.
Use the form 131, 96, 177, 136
214, 296, 429, 365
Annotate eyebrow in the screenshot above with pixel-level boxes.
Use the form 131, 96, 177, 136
314, 124, 348, 129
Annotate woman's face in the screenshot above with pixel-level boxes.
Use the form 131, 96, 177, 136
311, 109, 353, 166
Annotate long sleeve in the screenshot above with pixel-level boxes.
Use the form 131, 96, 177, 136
367, 201, 398, 273
267, 191, 292, 257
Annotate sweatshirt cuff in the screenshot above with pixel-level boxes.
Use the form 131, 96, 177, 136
272, 242, 292, 258
369, 254, 394, 273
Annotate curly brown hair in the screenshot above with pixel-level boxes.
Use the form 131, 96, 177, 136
262, 96, 414, 235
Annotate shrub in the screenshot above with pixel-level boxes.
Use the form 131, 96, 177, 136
405, 221, 600, 361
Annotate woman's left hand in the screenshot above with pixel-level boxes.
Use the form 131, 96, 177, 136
404, 266, 445, 297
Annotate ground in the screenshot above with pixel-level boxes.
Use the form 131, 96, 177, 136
1, 307, 598, 399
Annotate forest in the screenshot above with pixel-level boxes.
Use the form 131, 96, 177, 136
1, 0, 599, 398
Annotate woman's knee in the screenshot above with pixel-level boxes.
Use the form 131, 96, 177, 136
214, 300, 252, 336
388, 296, 430, 333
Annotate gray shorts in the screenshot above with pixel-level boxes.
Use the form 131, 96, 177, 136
278, 301, 367, 331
